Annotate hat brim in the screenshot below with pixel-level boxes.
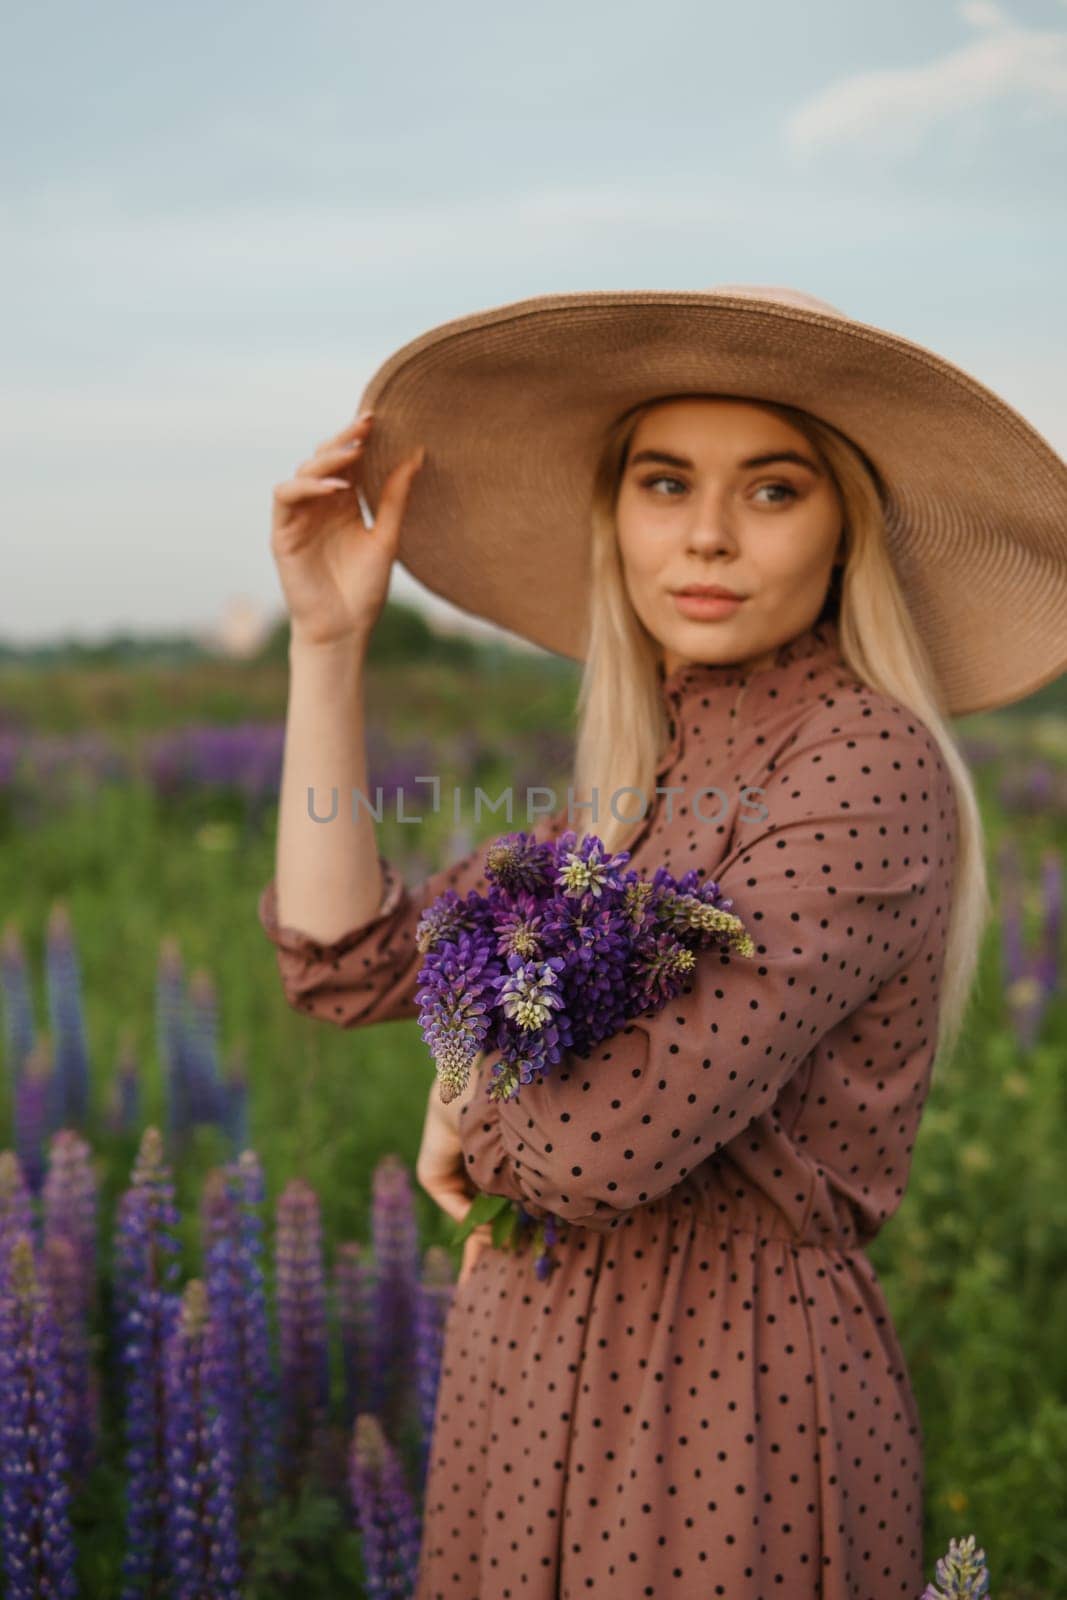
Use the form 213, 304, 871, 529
356, 289, 1067, 716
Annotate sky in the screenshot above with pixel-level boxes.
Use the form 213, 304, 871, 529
2, 0, 1065, 646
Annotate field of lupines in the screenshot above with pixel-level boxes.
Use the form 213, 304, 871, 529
0, 634, 1064, 1597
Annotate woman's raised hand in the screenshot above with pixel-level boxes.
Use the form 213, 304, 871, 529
270, 411, 424, 650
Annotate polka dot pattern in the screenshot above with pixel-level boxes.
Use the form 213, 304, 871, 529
257, 618, 957, 1598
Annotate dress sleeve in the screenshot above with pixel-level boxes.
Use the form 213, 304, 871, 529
458, 706, 958, 1231
257, 808, 568, 1028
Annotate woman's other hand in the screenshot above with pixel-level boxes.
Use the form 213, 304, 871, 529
270, 410, 425, 650
416, 1066, 496, 1288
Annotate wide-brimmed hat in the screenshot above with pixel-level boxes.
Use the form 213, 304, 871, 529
354, 285, 1067, 716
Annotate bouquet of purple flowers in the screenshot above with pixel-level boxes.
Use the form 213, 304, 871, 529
414, 827, 755, 1108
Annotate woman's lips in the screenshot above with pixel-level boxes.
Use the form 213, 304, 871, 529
671, 592, 745, 620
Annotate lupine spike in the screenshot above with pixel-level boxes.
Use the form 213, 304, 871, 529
14, 1042, 53, 1196
115, 1126, 181, 1600
156, 938, 188, 1148
275, 1178, 329, 1484
413, 1246, 457, 1494
0, 1234, 79, 1600
233, 1151, 279, 1504
921, 1532, 990, 1598
42, 1129, 97, 1318
1, 922, 37, 1093
334, 1240, 373, 1431
164, 1278, 242, 1600
107, 1027, 141, 1138
45, 903, 91, 1129
368, 1156, 420, 1437
40, 1231, 97, 1480
0, 1151, 35, 1288
348, 1412, 421, 1600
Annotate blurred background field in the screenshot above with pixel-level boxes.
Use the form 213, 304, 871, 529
1, 600, 1065, 1597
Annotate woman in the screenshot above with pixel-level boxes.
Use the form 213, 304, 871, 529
257, 286, 1067, 1599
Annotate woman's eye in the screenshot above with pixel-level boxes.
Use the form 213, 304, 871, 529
753, 482, 798, 505
640, 474, 686, 496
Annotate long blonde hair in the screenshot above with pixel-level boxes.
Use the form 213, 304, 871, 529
571, 393, 990, 1069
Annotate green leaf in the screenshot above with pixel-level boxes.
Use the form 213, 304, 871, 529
491, 1203, 522, 1249
448, 1193, 510, 1248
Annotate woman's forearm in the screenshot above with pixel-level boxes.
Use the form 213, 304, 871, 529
274, 631, 384, 943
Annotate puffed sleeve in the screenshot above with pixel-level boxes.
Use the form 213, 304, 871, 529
257, 807, 569, 1028
458, 706, 958, 1231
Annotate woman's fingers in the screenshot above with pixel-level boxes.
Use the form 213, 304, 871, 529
273, 474, 355, 504
457, 1223, 495, 1287
314, 411, 374, 457
296, 438, 367, 479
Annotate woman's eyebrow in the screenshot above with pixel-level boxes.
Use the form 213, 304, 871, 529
628, 447, 824, 475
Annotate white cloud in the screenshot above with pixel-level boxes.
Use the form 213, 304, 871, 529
784, 1, 1067, 157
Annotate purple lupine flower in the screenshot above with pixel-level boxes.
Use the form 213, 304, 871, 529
921, 1532, 990, 1597
106, 1027, 141, 1138
334, 1240, 373, 1431
533, 1211, 564, 1284
415, 827, 754, 1108
200, 1156, 278, 1508
1, 922, 36, 1093
186, 968, 225, 1126
200, 1169, 244, 1483
0, 1234, 78, 1600
414, 925, 502, 1101
45, 904, 91, 1130
14, 1044, 53, 1196
348, 1413, 421, 1600
412, 1246, 455, 1494
998, 838, 1062, 1048
275, 1178, 329, 1482
1039, 848, 1063, 996
42, 1129, 97, 1318
232, 1151, 278, 1503
164, 1279, 242, 1600
40, 1232, 97, 1481
156, 937, 190, 1147
0, 1151, 35, 1288
368, 1156, 421, 1439
115, 1127, 181, 1600
221, 1049, 248, 1152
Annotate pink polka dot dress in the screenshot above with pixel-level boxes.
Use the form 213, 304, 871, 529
257, 617, 957, 1600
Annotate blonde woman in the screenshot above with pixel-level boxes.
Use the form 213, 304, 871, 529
258, 286, 1067, 1599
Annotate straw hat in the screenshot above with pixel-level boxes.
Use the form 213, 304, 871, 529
354, 285, 1067, 716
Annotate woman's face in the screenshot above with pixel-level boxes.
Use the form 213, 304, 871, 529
614, 397, 845, 676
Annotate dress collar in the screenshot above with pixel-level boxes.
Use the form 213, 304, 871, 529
656, 616, 842, 710
653, 616, 844, 780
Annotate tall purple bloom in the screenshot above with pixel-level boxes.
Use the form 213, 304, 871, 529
348, 1413, 421, 1600
412, 1246, 455, 1494
14, 1044, 53, 1196
368, 1156, 421, 1438
998, 838, 1062, 1048
106, 1028, 142, 1138
200, 1157, 278, 1510
42, 1130, 97, 1318
0, 1151, 35, 1287
921, 1532, 990, 1597
0, 1234, 78, 1600
334, 1239, 373, 1432
274, 1178, 329, 1484
1, 923, 36, 1092
45, 904, 91, 1130
114, 1127, 181, 1600
164, 1279, 242, 1600
40, 1231, 98, 1481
